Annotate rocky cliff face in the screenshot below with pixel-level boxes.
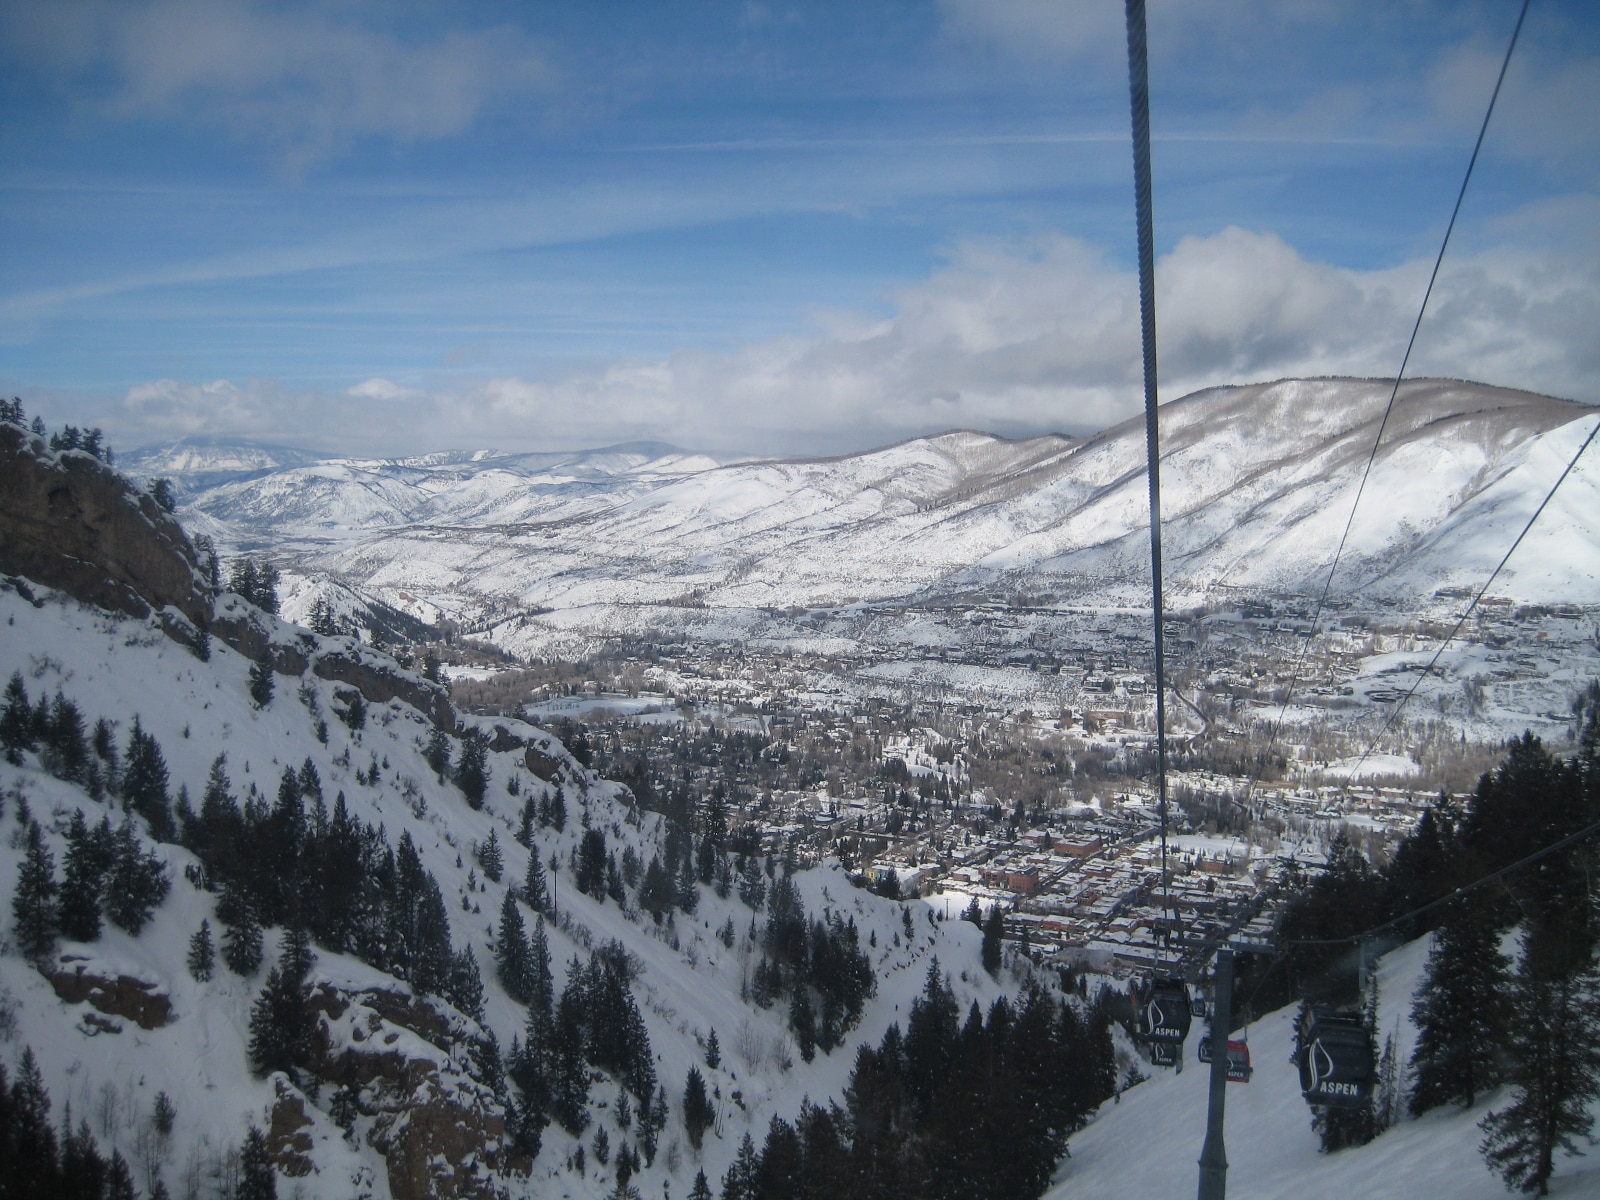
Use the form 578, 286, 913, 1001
305, 982, 527, 1200
1, 418, 457, 732
0, 423, 212, 634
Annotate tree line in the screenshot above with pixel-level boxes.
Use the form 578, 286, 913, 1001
1268, 689, 1600, 1192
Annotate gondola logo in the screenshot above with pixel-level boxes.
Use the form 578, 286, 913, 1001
1308, 1041, 1357, 1097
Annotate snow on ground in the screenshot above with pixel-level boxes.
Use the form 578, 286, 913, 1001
0, 582, 1022, 1199
1051, 936, 1600, 1200
1320, 753, 1422, 780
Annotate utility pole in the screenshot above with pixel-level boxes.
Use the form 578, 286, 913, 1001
1197, 948, 1234, 1200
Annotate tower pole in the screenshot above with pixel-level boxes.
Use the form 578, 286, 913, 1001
1197, 949, 1234, 1200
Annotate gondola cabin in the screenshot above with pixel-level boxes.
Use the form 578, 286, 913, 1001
1297, 1008, 1375, 1108
1132, 976, 1193, 1046
1197, 1035, 1252, 1082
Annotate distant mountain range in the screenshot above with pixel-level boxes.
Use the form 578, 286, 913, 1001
158, 378, 1599, 648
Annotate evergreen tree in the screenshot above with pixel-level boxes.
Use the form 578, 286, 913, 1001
1409, 899, 1513, 1114
60, 1114, 108, 1199
456, 731, 490, 809
528, 916, 555, 1021
638, 854, 674, 920
1480, 943, 1600, 1195
249, 663, 275, 709
340, 690, 367, 732
706, 1028, 721, 1070
238, 1124, 278, 1200
121, 716, 174, 840
248, 933, 314, 1079
104, 818, 170, 934
58, 810, 105, 942
981, 904, 1005, 977
448, 946, 487, 1023
425, 729, 451, 780
790, 988, 817, 1063
1375, 1031, 1401, 1132
524, 845, 550, 913
188, 919, 216, 981
412, 876, 454, 996
497, 891, 532, 1003
2, 671, 37, 763
12, 822, 59, 963
222, 892, 265, 976
551, 972, 591, 1133
478, 828, 504, 883
683, 1066, 715, 1150
577, 829, 608, 898
42, 692, 89, 784
6, 1049, 61, 1197
106, 1150, 137, 1200
721, 1132, 759, 1200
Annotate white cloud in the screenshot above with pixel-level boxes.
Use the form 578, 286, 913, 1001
7, 1, 552, 166
95, 222, 1599, 457
347, 378, 422, 402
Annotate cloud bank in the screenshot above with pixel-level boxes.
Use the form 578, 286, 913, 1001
86, 222, 1599, 458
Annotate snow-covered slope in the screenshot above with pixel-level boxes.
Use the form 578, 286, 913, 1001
173, 379, 1599, 646
0, 578, 1015, 1200
1050, 935, 1600, 1199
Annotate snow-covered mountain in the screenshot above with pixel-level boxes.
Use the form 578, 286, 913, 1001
170, 379, 1599, 650
1, 423, 1031, 1200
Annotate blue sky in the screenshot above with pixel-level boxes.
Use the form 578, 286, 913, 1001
2, 0, 1597, 456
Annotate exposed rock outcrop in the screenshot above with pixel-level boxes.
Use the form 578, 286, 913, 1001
0, 424, 211, 634
266, 1076, 318, 1177
1, 418, 459, 732
305, 981, 526, 1200
47, 955, 173, 1030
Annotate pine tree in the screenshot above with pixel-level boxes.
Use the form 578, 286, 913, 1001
683, 1066, 714, 1150
456, 731, 490, 809
105, 819, 170, 934
425, 729, 451, 779
2, 670, 37, 764
721, 1132, 759, 1200
528, 916, 554, 1020
551, 975, 591, 1133
1375, 1031, 1400, 1132
58, 810, 105, 942
43, 692, 89, 784
121, 716, 174, 840
790, 988, 817, 1063
497, 891, 532, 1003
448, 946, 486, 1022
249, 663, 275, 709
222, 893, 264, 976
106, 1150, 137, 1200
188, 920, 216, 981
706, 1028, 721, 1070
982, 904, 1005, 977
12, 821, 59, 963
1409, 899, 1512, 1114
248, 935, 313, 1079
524, 845, 549, 912
1480, 944, 1600, 1195
689, 1169, 713, 1200
638, 854, 674, 920
238, 1124, 278, 1200
478, 828, 504, 883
